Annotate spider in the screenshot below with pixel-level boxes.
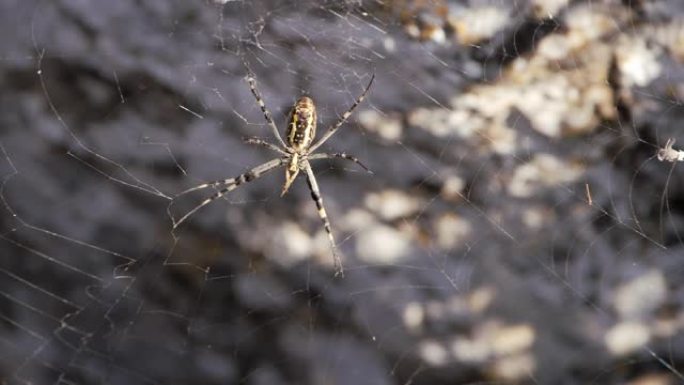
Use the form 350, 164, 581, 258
170, 69, 375, 276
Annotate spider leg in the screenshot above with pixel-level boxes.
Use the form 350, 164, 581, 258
243, 137, 288, 156
244, 64, 289, 149
308, 152, 372, 173
174, 158, 284, 197
303, 160, 344, 276
170, 158, 285, 228
309, 73, 375, 152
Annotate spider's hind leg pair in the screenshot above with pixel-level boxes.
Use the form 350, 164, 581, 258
170, 71, 374, 276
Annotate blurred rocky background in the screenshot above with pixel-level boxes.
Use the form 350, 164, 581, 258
2, 0, 684, 384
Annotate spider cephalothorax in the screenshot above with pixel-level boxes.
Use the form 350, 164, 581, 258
171, 70, 374, 276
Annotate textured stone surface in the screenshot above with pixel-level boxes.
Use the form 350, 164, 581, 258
2, 1, 684, 384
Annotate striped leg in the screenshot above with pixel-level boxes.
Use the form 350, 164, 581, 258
244, 65, 289, 149
174, 158, 284, 197
303, 161, 343, 276
243, 137, 288, 155
309, 74, 375, 152
308, 152, 372, 173
171, 158, 284, 228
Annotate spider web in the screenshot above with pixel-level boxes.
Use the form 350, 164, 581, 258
2, 0, 684, 384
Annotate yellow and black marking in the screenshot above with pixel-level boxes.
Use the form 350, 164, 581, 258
287, 96, 317, 151
282, 96, 318, 195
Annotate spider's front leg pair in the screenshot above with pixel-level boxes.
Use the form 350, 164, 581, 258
170, 69, 374, 276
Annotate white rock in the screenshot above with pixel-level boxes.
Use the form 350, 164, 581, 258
605, 322, 650, 355
419, 340, 449, 366
448, 7, 510, 45
434, 214, 471, 250
365, 189, 422, 221
355, 224, 410, 264
491, 353, 536, 382
358, 110, 403, 141
266, 221, 312, 268
441, 174, 465, 201
491, 324, 536, 356
402, 302, 424, 331
531, 0, 569, 19
614, 270, 667, 320
616, 38, 662, 87
508, 154, 584, 198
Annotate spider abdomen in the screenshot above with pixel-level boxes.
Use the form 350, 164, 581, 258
287, 96, 317, 151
